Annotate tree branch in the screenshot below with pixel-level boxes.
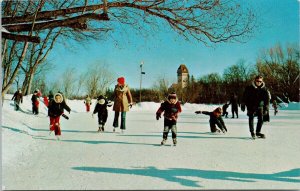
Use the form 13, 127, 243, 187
2, 32, 41, 43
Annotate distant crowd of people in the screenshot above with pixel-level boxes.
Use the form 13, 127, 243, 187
11, 75, 280, 143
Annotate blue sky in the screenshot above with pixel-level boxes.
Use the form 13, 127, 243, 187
47, 0, 299, 89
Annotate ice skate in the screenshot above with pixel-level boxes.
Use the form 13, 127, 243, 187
161, 139, 166, 145
251, 132, 256, 140
173, 138, 177, 146
256, 132, 266, 139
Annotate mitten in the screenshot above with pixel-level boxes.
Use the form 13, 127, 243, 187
156, 113, 161, 120
129, 103, 133, 108
195, 111, 201, 114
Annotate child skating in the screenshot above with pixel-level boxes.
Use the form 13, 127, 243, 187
48, 93, 71, 140
195, 107, 227, 133
156, 92, 182, 146
92, 95, 112, 132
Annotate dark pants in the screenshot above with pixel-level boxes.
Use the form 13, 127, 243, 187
209, 119, 225, 132
232, 106, 238, 118
248, 108, 263, 133
14, 101, 20, 111
113, 111, 126, 130
222, 111, 228, 118
32, 105, 39, 115
162, 118, 177, 140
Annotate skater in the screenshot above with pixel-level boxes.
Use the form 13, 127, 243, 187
31, 90, 39, 115
48, 90, 54, 102
241, 75, 270, 139
195, 107, 227, 133
11, 88, 23, 111
43, 95, 49, 107
156, 92, 182, 146
92, 95, 112, 132
84, 95, 92, 112
272, 99, 279, 116
112, 77, 133, 133
48, 92, 71, 140
222, 102, 230, 118
229, 93, 239, 118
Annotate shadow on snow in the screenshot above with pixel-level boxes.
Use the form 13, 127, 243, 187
71, 166, 300, 188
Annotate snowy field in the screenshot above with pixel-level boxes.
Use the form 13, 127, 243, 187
2, 94, 300, 190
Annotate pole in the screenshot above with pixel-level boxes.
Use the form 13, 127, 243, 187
139, 61, 144, 103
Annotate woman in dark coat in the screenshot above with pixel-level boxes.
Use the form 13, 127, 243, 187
93, 95, 112, 132
48, 93, 71, 140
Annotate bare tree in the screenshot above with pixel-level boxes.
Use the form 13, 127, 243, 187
84, 62, 115, 98
61, 67, 77, 98
153, 75, 170, 101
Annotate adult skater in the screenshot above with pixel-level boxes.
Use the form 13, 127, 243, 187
229, 93, 239, 118
112, 77, 133, 133
241, 75, 270, 139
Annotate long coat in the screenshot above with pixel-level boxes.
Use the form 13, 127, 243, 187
242, 81, 270, 114
113, 84, 132, 112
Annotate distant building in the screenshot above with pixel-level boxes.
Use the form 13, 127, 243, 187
169, 64, 189, 90
177, 64, 189, 88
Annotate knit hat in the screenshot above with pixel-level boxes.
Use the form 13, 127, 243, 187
117, 77, 125, 85
168, 92, 177, 100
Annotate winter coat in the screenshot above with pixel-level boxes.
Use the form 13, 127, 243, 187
84, 97, 92, 105
48, 99, 71, 118
12, 91, 23, 104
156, 99, 182, 121
113, 84, 132, 112
93, 98, 112, 122
31, 94, 39, 107
242, 81, 270, 113
229, 94, 239, 109
202, 111, 226, 128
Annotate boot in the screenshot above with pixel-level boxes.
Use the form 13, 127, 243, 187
256, 132, 266, 139
172, 138, 177, 146
251, 132, 256, 140
161, 139, 167, 145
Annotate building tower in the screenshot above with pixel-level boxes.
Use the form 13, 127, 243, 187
177, 64, 189, 88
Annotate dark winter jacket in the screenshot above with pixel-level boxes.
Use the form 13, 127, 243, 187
229, 94, 239, 109
156, 100, 182, 121
202, 111, 226, 127
93, 97, 112, 122
12, 91, 23, 103
48, 99, 71, 118
31, 94, 39, 107
241, 81, 270, 113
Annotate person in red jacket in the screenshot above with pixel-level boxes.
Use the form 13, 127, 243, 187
156, 92, 182, 146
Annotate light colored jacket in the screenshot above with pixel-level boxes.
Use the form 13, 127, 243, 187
113, 84, 132, 112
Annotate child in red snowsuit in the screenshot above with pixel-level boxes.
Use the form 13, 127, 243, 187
48, 93, 71, 140
156, 92, 182, 145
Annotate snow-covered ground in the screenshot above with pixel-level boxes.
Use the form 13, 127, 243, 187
2, 94, 300, 190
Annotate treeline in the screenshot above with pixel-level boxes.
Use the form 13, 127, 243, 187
5, 44, 299, 104
128, 44, 300, 104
